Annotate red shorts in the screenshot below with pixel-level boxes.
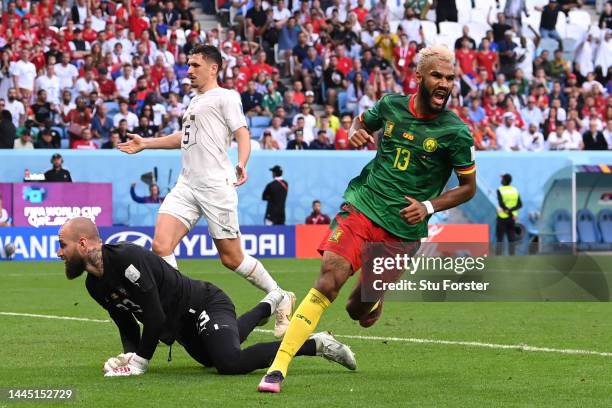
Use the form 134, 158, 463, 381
318, 204, 419, 273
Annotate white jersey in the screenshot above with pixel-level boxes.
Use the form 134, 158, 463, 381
180, 87, 247, 187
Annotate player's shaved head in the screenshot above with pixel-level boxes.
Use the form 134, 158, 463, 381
58, 217, 101, 280
416, 46, 455, 75
61, 217, 101, 243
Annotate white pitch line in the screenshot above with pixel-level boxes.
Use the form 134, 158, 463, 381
2, 311, 612, 358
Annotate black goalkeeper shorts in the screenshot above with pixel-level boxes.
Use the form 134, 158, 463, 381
176, 284, 239, 367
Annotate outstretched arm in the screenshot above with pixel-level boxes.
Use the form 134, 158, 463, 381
118, 131, 182, 154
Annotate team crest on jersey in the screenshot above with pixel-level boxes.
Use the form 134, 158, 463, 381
423, 137, 438, 152
329, 228, 343, 243
402, 132, 414, 141
383, 121, 395, 137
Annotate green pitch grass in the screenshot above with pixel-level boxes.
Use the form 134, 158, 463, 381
2, 258, 612, 407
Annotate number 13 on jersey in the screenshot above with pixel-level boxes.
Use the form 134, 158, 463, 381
393, 147, 411, 171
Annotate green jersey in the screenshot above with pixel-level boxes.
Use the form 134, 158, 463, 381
344, 93, 475, 240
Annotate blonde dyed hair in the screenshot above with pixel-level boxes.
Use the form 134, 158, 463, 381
416, 46, 455, 74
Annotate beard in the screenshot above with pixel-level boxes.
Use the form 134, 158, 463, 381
418, 82, 451, 114
65, 257, 86, 280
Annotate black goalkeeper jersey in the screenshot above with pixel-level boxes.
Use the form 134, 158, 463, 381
86, 242, 220, 360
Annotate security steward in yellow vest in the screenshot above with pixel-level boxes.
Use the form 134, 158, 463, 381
496, 173, 522, 255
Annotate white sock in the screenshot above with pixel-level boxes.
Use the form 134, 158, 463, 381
261, 290, 284, 314
234, 254, 279, 293
162, 254, 178, 269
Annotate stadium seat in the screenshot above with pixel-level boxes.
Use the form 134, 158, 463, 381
434, 34, 456, 50
52, 126, 66, 139
250, 127, 265, 140
597, 209, 612, 244
250, 115, 271, 128
576, 208, 600, 243
439, 22, 463, 42
552, 209, 572, 243
60, 138, 70, 149
389, 20, 401, 34
563, 24, 587, 41
421, 21, 438, 45
555, 16, 567, 39
466, 21, 490, 44
458, 7, 471, 24
539, 38, 559, 59
568, 10, 592, 27
561, 38, 578, 61
470, 8, 491, 24
523, 10, 541, 32
338, 91, 348, 115
474, 0, 496, 10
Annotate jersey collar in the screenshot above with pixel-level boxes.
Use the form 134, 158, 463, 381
409, 93, 439, 121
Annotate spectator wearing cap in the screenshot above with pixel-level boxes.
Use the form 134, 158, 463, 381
35, 128, 59, 149
496, 112, 522, 151
263, 165, 289, 225
45, 153, 72, 182
520, 123, 546, 152
155, 37, 176, 67
69, 28, 91, 62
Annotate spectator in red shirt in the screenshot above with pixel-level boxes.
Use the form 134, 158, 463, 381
352, 0, 369, 24
484, 94, 504, 126
335, 45, 353, 77
476, 38, 498, 81
305, 200, 331, 224
455, 38, 477, 78
72, 127, 98, 150
251, 50, 277, 77
335, 114, 352, 150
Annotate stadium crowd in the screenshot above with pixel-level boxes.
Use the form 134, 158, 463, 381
0, 0, 611, 151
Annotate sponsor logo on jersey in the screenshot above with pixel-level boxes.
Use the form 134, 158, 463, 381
105, 231, 153, 248
402, 132, 414, 141
383, 121, 395, 137
328, 228, 343, 243
423, 137, 438, 152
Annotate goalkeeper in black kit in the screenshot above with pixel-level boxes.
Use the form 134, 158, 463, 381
58, 217, 356, 377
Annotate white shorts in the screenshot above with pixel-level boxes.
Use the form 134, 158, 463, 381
158, 178, 240, 239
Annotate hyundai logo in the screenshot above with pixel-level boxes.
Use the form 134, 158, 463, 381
105, 231, 153, 248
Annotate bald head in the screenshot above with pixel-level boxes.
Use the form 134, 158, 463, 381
61, 217, 101, 243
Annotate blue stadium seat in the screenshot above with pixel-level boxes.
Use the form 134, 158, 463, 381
250, 116, 271, 128
52, 126, 66, 139
576, 208, 599, 243
597, 209, 612, 244
552, 209, 572, 243
338, 91, 348, 115
250, 127, 265, 140
60, 138, 70, 149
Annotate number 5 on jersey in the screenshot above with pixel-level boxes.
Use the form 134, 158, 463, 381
183, 115, 197, 148
393, 147, 411, 171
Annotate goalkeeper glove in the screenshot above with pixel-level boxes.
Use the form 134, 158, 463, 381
103, 353, 134, 374
104, 354, 149, 377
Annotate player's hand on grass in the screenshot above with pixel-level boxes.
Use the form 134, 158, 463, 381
103, 352, 134, 374
349, 129, 374, 148
104, 354, 149, 377
118, 133, 145, 154
235, 162, 248, 187
400, 196, 428, 225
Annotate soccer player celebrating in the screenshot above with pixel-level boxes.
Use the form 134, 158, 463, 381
58, 217, 356, 377
258, 46, 477, 393
118, 45, 294, 337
